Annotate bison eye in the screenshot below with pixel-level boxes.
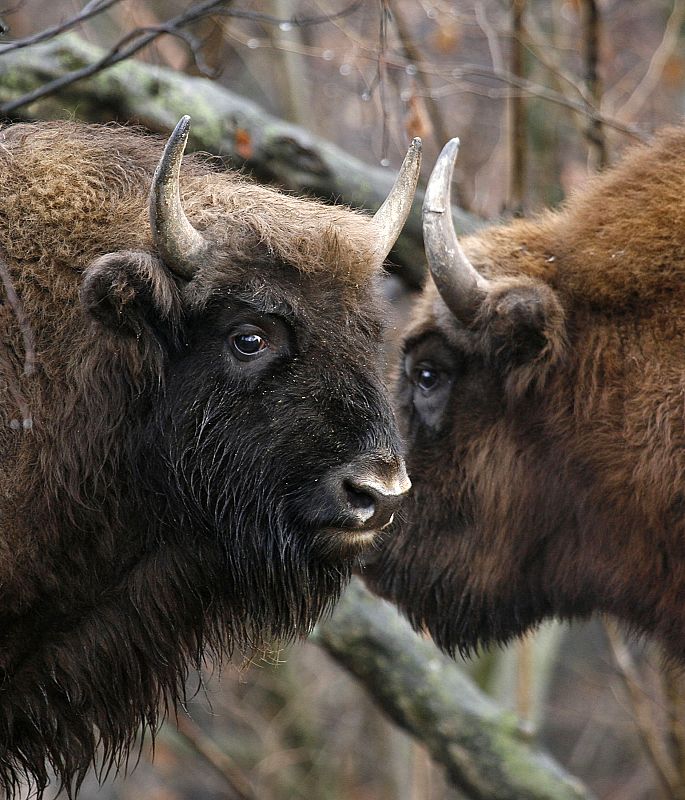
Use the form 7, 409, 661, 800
414, 364, 441, 392
229, 330, 269, 360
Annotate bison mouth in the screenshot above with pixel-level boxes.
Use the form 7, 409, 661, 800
311, 516, 396, 560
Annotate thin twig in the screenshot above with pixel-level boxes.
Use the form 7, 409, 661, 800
0, 0, 364, 116
521, 17, 592, 106
175, 714, 258, 800
378, 0, 390, 161
221, 22, 646, 144
437, 64, 645, 141
269, 0, 310, 127
109, 2, 190, 71
604, 621, 679, 799
664, 671, 685, 798
0, 0, 122, 55
388, 0, 451, 148
475, 1, 505, 73
509, 0, 526, 215
613, 0, 685, 123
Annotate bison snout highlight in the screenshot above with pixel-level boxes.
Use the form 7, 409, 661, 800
313, 456, 411, 545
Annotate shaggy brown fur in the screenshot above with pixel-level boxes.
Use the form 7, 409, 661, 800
0, 121, 405, 796
366, 127, 685, 661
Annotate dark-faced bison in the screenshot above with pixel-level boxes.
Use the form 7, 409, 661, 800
367, 129, 685, 662
0, 117, 419, 795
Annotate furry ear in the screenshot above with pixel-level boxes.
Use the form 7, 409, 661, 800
81, 251, 182, 337
475, 277, 566, 396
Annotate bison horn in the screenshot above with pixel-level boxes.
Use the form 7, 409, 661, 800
372, 138, 422, 265
149, 115, 210, 280
423, 138, 489, 322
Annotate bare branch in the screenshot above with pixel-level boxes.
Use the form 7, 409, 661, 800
218, 13, 646, 144
378, 0, 390, 160
0, 0, 364, 116
663, 670, 685, 790
388, 0, 452, 148
314, 580, 594, 800
0, 0, 122, 55
604, 622, 679, 799
613, 0, 685, 123
509, 0, 527, 215
475, 1, 505, 73
434, 64, 646, 142
579, 0, 608, 169
175, 714, 258, 800
109, 2, 190, 71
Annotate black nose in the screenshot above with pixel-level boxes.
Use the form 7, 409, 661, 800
338, 459, 412, 531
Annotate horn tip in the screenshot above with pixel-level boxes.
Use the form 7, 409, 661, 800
410, 137, 422, 152
445, 137, 460, 158
172, 115, 192, 141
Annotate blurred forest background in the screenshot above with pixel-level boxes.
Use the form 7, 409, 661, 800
3, 1, 685, 799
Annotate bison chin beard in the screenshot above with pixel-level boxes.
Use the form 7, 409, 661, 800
0, 482, 351, 800
206, 502, 353, 648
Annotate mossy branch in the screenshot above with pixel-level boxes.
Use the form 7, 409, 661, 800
314, 580, 595, 800
0, 33, 478, 287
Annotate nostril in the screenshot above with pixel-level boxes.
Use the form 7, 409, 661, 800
344, 481, 376, 516
333, 459, 410, 532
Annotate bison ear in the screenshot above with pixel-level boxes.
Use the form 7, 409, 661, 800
81, 251, 181, 337
475, 278, 566, 393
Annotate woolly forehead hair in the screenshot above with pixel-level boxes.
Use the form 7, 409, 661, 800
451, 126, 685, 313
0, 121, 380, 287
183, 176, 380, 285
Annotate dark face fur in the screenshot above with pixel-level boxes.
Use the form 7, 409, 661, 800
0, 250, 407, 798
141, 256, 406, 635
364, 285, 568, 655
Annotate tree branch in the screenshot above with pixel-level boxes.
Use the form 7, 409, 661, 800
612, 0, 685, 124
509, 0, 527, 215
0, 0, 121, 55
579, 0, 608, 169
0, 0, 364, 116
314, 580, 595, 800
604, 621, 680, 799
0, 33, 480, 285
174, 714, 258, 800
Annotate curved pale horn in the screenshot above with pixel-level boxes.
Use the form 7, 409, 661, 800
423, 138, 489, 322
372, 138, 422, 265
149, 115, 210, 280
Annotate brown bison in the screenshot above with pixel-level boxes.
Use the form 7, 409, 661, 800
0, 117, 419, 795
366, 129, 685, 662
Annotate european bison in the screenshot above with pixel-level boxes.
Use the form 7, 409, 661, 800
367, 130, 685, 661
0, 117, 419, 795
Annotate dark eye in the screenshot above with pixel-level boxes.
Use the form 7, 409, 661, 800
229, 331, 269, 360
414, 364, 441, 392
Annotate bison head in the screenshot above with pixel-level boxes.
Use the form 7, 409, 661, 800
0, 117, 419, 794
366, 131, 685, 661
